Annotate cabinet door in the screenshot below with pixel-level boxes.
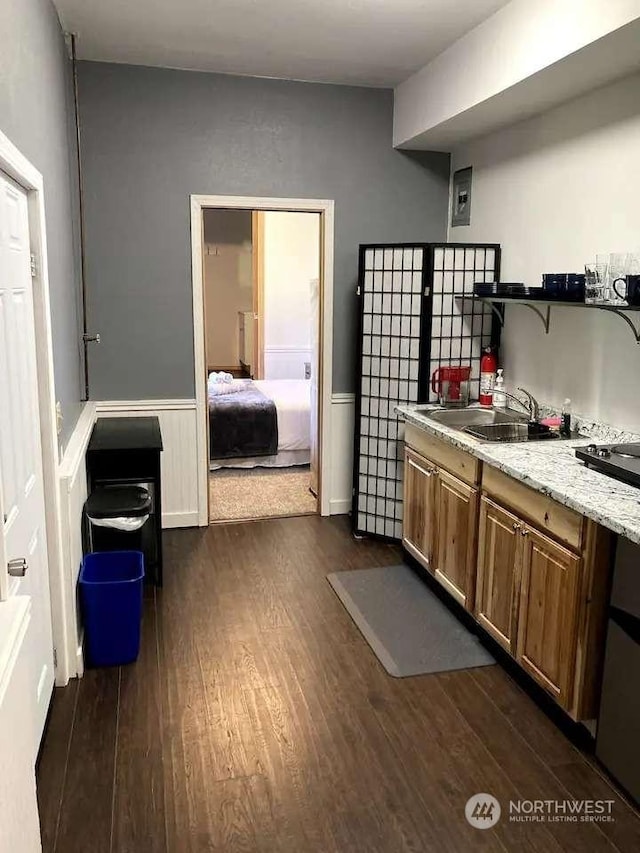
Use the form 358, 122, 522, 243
475, 496, 522, 653
402, 448, 437, 571
433, 469, 478, 610
516, 526, 581, 708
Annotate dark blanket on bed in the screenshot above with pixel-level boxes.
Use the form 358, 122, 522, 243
209, 383, 278, 460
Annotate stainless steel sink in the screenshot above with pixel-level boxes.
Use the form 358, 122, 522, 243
417, 407, 528, 427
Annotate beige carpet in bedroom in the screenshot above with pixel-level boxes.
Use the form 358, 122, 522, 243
209, 466, 317, 522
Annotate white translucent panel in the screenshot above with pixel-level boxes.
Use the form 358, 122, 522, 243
441, 316, 452, 337
381, 338, 390, 357
412, 272, 422, 293
382, 271, 392, 291
452, 316, 462, 338
372, 315, 382, 335
364, 293, 373, 313
362, 356, 371, 374
454, 271, 465, 292
384, 248, 394, 267
364, 249, 375, 269
379, 399, 389, 418
364, 271, 373, 291
373, 293, 382, 314
410, 339, 420, 360
444, 248, 455, 268
381, 315, 391, 335
404, 248, 414, 267
433, 248, 444, 270
409, 362, 419, 381
389, 379, 399, 398
391, 316, 401, 336
450, 339, 461, 358
399, 361, 409, 379
413, 248, 424, 269
393, 248, 404, 269
392, 294, 401, 314
374, 249, 384, 270
432, 294, 442, 314
443, 271, 454, 292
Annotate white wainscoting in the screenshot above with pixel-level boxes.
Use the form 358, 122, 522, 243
329, 393, 355, 515
264, 346, 312, 380
57, 401, 96, 683
95, 400, 200, 529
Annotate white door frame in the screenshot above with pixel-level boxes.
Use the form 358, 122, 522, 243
0, 129, 69, 681
190, 194, 334, 521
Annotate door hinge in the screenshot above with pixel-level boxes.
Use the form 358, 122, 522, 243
30, 253, 37, 278
356, 285, 361, 297
53, 647, 58, 668
424, 286, 431, 297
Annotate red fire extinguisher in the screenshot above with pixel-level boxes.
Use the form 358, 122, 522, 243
479, 346, 497, 406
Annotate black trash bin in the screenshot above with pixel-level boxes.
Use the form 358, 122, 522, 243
84, 485, 152, 560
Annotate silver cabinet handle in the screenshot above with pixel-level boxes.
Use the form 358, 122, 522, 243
7, 558, 28, 577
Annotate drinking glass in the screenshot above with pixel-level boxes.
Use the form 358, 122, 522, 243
608, 253, 631, 305
585, 262, 607, 303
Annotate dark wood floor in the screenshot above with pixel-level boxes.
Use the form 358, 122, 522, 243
37, 515, 640, 852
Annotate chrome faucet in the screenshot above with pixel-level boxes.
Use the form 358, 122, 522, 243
499, 387, 540, 422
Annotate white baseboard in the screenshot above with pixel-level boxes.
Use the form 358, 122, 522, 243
329, 393, 355, 516
162, 511, 200, 529
56, 401, 96, 684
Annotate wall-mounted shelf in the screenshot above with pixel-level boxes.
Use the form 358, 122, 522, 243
454, 295, 640, 345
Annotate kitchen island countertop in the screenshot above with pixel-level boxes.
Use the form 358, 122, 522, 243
397, 404, 640, 545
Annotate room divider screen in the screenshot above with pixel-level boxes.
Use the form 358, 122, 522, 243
352, 242, 501, 541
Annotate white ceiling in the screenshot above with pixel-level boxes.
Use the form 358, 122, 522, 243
53, 0, 509, 87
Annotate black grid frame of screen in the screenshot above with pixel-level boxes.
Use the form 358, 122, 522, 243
352, 241, 502, 542
427, 244, 501, 403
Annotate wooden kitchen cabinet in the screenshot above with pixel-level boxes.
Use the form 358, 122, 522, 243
402, 423, 612, 720
475, 496, 522, 653
516, 526, 581, 707
402, 448, 437, 571
434, 469, 478, 610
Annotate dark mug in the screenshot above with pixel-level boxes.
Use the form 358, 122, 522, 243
613, 275, 640, 306
542, 273, 567, 296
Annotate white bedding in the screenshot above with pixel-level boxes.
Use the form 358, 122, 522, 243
254, 379, 311, 451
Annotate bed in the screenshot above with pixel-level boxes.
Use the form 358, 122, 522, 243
208, 377, 311, 469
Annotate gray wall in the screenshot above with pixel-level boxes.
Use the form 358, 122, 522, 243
77, 62, 450, 398
0, 0, 83, 448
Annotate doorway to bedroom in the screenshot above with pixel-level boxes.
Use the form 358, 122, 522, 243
203, 207, 321, 523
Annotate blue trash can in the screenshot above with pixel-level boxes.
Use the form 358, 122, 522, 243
79, 551, 145, 667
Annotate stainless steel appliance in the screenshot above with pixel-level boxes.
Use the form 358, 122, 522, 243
575, 442, 640, 488
596, 537, 640, 804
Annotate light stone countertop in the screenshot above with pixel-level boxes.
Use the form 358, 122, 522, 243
396, 404, 640, 546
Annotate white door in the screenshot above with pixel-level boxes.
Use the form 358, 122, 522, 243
0, 170, 54, 757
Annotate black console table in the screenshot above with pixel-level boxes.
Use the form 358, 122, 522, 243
86, 416, 164, 585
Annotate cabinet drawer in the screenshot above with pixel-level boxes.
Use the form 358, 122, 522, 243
482, 466, 583, 551
404, 424, 480, 487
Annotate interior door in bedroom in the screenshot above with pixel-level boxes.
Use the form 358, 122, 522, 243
0, 170, 54, 757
